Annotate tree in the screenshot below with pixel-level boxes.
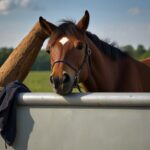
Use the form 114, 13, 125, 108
147, 47, 150, 52
31, 50, 50, 70
0, 47, 12, 66
136, 44, 146, 58
121, 45, 135, 58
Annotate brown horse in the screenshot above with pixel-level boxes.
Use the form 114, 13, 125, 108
141, 58, 150, 68
39, 10, 150, 95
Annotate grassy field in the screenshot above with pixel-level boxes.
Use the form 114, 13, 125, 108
23, 71, 83, 92
23, 71, 53, 92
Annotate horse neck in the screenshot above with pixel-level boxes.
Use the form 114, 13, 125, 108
82, 37, 118, 92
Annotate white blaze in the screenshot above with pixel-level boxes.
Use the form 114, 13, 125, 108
59, 37, 69, 45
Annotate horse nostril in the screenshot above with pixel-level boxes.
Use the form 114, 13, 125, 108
63, 73, 70, 84
50, 76, 60, 89
50, 75, 54, 84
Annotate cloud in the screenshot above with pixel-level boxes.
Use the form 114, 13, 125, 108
0, 0, 41, 14
128, 7, 142, 15
0, 0, 14, 14
19, 0, 30, 7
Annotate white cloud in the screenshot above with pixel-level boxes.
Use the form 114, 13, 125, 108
128, 7, 142, 15
0, 0, 14, 14
0, 0, 40, 14
19, 0, 30, 7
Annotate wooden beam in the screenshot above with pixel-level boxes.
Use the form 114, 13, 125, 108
0, 21, 48, 87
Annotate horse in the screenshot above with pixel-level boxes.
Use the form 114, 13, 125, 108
39, 10, 150, 95
141, 58, 150, 68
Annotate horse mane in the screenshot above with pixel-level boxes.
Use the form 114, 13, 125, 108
54, 20, 128, 60
86, 32, 128, 60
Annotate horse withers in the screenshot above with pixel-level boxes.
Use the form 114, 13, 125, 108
39, 10, 150, 95
141, 58, 150, 68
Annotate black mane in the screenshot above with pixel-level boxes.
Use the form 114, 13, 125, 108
55, 20, 83, 38
86, 32, 128, 60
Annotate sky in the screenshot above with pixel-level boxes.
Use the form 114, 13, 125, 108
0, 0, 150, 49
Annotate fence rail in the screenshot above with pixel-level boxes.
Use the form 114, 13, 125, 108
18, 92, 150, 107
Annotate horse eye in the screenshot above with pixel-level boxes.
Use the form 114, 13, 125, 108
75, 42, 83, 50
46, 49, 50, 54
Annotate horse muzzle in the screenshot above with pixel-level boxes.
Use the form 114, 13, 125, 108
50, 73, 74, 95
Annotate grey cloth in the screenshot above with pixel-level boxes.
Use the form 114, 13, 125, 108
0, 81, 30, 146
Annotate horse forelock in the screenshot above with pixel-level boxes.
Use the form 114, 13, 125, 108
48, 20, 84, 47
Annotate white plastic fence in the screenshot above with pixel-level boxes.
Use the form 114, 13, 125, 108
1, 93, 150, 150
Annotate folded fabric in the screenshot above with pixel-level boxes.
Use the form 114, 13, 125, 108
0, 80, 30, 146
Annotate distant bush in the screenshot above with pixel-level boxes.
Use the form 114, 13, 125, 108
121, 45, 135, 58
31, 50, 50, 70
0, 47, 12, 66
121, 44, 149, 60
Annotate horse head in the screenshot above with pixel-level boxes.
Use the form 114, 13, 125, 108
39, 11, 91, 95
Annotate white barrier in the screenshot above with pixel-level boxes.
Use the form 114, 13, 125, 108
1, 93, 150, 150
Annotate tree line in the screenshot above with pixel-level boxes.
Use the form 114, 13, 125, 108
0, 47, 50, 70
0, 44, 150, 70
121, 45, 150, 59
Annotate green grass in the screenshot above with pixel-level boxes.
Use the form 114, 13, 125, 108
23, 71, 84, 92
23, 71, 52, 92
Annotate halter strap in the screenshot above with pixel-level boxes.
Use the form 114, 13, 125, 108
52, 60, 78, 72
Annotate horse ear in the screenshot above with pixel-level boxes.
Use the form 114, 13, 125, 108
39, 16, 57, 35
76, 10, 90, 31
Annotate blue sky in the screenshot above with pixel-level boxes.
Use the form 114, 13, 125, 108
0, 0, 150, 48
